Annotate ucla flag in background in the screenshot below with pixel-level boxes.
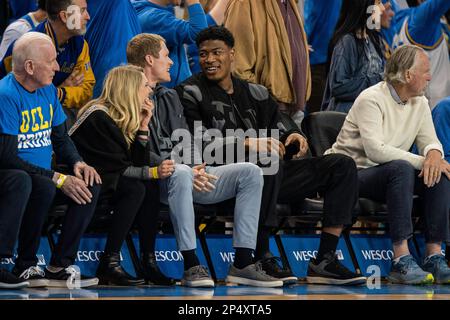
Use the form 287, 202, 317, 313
85, 0, 142, 98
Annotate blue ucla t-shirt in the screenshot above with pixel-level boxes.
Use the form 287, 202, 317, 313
0, 73, 67, 169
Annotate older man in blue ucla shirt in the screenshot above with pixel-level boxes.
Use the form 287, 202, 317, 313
0, 32, 102, 289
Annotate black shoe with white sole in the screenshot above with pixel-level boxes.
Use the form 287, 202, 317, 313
259, 255, 298, 285
306, 251, 366, 285
46, 266, 99, 288
0, 268, 29, 289
13, 266, 49, 288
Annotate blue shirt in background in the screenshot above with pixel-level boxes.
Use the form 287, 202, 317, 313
132, 0, 208, 88
86, 0, 142, 98
432, 98, 450, 162
304, 0, 342, 65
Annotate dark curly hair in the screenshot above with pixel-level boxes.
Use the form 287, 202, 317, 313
196, 26, 235, 48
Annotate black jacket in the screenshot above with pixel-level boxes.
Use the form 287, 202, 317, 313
176, 73, 304, 164
149, 84, 201, 166
71, 110, 150, 193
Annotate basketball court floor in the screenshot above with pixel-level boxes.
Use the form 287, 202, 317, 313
1, 283, 450, 300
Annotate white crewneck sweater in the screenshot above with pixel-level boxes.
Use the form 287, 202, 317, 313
326, 81, 443, 170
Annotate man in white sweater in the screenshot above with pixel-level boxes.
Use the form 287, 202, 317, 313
327, 45, 450, 285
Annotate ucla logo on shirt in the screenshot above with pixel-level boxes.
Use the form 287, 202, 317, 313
18, 105, 53, 150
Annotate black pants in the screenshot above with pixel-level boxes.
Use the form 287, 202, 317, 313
359, 160, 450, 243
0, 170, 32, 258
14, 174, 100, 270
103, 177, 160, 255
265, 154, 357, 228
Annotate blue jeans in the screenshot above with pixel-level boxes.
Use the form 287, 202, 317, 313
358, 160, 450, 244
160, 163, 263, 251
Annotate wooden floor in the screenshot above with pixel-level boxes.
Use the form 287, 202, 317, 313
1, 283, 450, 300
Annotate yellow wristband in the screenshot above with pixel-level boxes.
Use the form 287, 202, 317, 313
56, 174, 67, 189
151, 167, 159, 179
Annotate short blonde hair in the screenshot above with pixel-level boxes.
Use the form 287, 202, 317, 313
127, 33, 166, 68
79, 65, 145, 146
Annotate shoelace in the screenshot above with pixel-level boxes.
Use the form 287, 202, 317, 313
192, 265, 209, 277
254, 261, 269, 275
427, 255, 448, 269
19, 266, 45, 280
65, 265, 80, 284
263, 257, 286, 271
398, 256, 418, 271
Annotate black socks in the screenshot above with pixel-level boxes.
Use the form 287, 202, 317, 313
317, 232, 340, 262
234, 248, 253, 269
255, 227, 271, 260
181, 249, 200, 271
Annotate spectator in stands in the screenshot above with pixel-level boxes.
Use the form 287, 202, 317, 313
127, 33, 283, 288
187, 0, 228, 75
379, 0, 396, 59
304, 0, 342, 114
85, 0, 141, 98
177, 26, 367, 286
0, 170, 32, 289
0, 0, 95, 125
393, 0, 450, 108
0, 0, 47, 59
133, 0, 228, 88
321, 0, 386, 113
224, 0, 311, 120
430, 98, 449, 268
0, 32, 101, 288
70, 65, 173, 286
327, 45, 450, 285
432, 98, 450, 162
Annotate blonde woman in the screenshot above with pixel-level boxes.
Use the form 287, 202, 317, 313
70, 65, 175, 286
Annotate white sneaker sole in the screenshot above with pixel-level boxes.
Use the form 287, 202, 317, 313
226, 275, 283, 287
47, 278, 99, 288
27, 279, 50, 288
281, 276, 298, 285
181, 279, 215, 288
0, 281, 29, 289
306, 276, 367, 285
387, 273, 434, 285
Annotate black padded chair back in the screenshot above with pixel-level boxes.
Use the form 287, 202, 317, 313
301, 111, 347, 156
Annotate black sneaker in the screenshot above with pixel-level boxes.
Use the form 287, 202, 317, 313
259, 254, 298, 285
306, 251, 366, 285
0, 268, 29, 289
13, 266, 49, 288
46, 265, 99, 288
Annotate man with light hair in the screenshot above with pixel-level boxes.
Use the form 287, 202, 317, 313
0, 0, 95, 123
327, 45, 450, 285
0, 32, 101, 288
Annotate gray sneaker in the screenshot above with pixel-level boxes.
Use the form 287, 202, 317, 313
387, 255, 434, 285
181, 265, 214, 288
422, 254, 450, 284
226, 263, 284, 287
